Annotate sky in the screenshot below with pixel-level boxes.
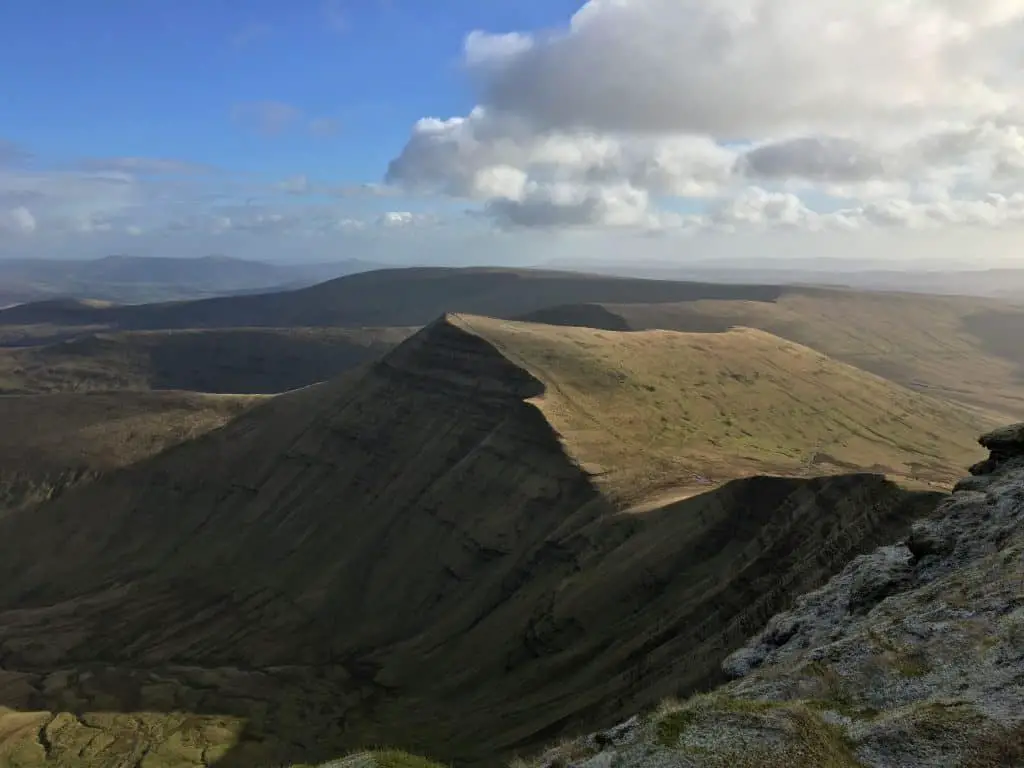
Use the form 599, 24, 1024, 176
3, 0, 1024, 267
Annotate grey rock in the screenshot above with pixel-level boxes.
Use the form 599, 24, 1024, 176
848, 545, 914, 613
906, 520, 955, 560
978, 422, 1024, 452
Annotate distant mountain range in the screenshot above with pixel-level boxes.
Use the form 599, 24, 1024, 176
0, 254, 389, 306
538, 259, 1024, 300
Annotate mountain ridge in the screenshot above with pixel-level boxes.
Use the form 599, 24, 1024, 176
0, 314, 963, 766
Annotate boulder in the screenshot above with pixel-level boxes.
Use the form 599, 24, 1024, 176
978, 423, 1024, 452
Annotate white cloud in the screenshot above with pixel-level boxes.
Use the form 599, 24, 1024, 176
0, 206, 37, 234
473, 0, 1024, 136
377, 211, 437, 228
386, 0, 1024, 235
79, 157, 213, 175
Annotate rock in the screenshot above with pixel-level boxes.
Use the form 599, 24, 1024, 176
978, 423, 1024, 452
847, 545, 914, 613
722, 646, 765, 679
906, 520, 955, 561
953, 474, 993, 493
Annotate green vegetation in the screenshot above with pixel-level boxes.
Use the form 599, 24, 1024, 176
458, 315, 991, 502
591, 288, 1024, 419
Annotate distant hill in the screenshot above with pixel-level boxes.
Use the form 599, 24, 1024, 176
0, 254, 385, 305
0, 266, 788, 332
539, 260, 1024, 299
0, 315, 984, 766
0, 326, 414, 394
5, 266, 1024, 418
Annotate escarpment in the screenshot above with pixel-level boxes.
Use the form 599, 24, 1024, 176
523, 424, 1024, 768
0, 317, 967, 767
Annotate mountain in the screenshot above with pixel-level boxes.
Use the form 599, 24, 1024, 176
0, 391, 261, 517
0, 267, 786, 332
0, 315, 987, 766
4, 266, 1023, 420
511, 424, 1024, 768
0, 326, 415, 394
0, 255, 385, 305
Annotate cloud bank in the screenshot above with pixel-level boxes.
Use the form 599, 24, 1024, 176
387, 0, 1024, 234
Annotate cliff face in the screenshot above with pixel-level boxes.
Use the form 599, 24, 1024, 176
0, 318, 954, 767
525, 425, 1024, 768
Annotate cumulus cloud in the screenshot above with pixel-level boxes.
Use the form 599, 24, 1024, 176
0, 206, 37, 234
386, 0, 1024, 233
473, 0, 1024, 136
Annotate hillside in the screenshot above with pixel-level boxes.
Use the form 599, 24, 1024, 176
519, 289, 1024, 419
0, 267, 786, 337
0, 327, 414, 394
0, 316, 983, 766
455, 315, 989, 500
0, 391, 261, 516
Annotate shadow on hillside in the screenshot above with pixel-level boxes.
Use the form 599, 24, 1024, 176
0, 471, 945, 768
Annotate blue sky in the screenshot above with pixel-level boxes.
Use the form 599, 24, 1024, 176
0, 0, 575, 183
1, 1, 1022, 266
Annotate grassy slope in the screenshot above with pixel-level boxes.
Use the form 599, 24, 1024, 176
559, 289, 1024, 419
0, 391, 262, 515
0, 327, 414, 394
456, 315, 991, 503
0, 317, 977, 766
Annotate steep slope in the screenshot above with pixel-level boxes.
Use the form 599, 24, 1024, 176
515, 424, 1024, 768
455, 315, 989, 501
0, 317, 966, 767
0, 327, 413, 394
518, 289, 1024, 419
0, 392, 262, 516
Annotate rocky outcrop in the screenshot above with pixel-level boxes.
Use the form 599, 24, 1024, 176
517, 424, 1024, 768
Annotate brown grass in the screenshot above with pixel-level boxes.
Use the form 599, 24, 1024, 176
457, 315, 992, 504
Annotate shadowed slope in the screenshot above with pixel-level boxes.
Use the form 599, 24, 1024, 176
0, 327, 414, 394
0, 268, 785, 340
0, 317, 959, 766
0, 391, 262, 516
